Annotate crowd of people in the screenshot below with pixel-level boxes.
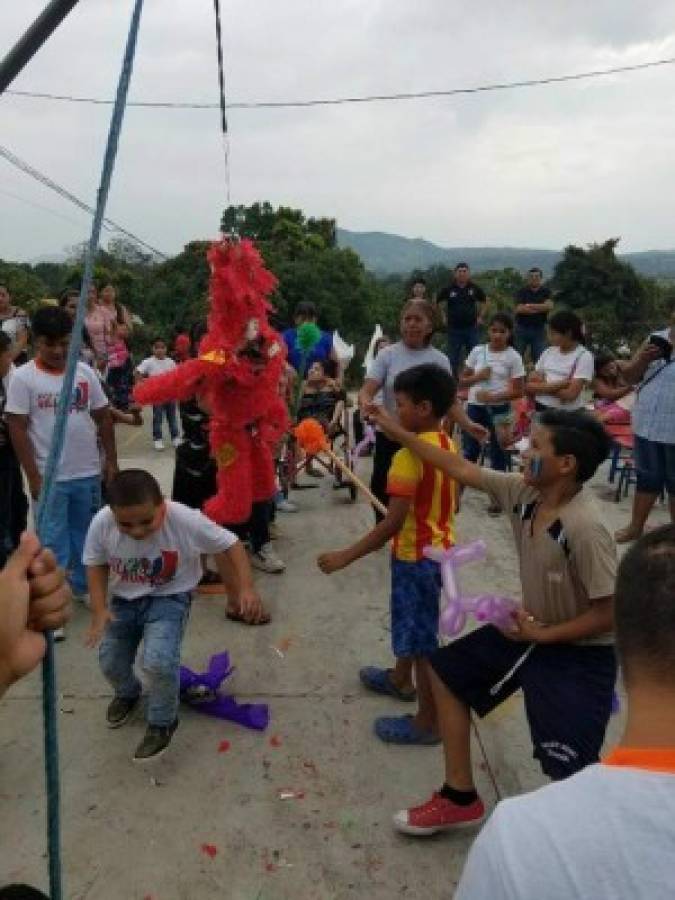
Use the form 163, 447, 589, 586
1, 267, 674, 897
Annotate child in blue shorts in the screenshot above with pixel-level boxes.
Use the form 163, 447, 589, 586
318, 363, 458, 744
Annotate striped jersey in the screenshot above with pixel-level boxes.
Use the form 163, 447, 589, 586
386, 431, 456, 562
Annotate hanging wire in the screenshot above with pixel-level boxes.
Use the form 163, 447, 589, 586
212, 0, 231, 206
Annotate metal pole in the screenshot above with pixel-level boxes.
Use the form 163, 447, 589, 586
0, 0, 81, 95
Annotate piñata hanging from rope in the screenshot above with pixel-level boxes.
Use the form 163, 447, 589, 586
134, 239, 289, 523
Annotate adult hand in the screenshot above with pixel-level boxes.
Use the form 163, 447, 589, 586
638, 342, 666, 366
28, 473, 42, 502
0, 534, 70, 695
475, 389, 493, 405
501, 608, 549, 643
475, 367, 492, 381
365, 404, 402, 440
317, 550, 351, 575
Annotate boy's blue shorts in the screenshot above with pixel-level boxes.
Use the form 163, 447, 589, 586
390, 556, 441, 658
430, 625, 617, 780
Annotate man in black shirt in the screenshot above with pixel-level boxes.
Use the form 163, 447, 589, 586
436, 263, 487, 374
514, 267, 554, 362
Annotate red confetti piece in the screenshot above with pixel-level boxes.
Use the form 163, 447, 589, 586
218, 740, 231, 753
201, 843, 218, 859
269, 734, 282, 748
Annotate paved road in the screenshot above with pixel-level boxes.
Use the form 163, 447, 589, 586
1, 421, 666, 898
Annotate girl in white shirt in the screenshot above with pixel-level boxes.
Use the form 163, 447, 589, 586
461, 313, 525, 513
527, 310, 594, 412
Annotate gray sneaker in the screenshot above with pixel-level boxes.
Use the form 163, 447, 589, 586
251, 543, 286, 574
106, 695, 140, 728
133, 720, 178, 763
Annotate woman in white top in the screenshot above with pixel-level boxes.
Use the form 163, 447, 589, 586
527, 310, 594, 412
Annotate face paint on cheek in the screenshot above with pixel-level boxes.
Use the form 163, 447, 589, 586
528, 455, 544, 478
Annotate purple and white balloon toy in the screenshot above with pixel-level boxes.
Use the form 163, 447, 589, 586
424, 539, 519, 637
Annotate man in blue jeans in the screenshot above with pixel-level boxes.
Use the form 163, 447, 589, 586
514, 266, 554, 364
436, 263, 487, 374
84, 469, 264, 763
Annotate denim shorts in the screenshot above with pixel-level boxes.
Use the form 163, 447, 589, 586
634, 435, 675, 495
430, 625, 616, 780
390, 556, 442, 658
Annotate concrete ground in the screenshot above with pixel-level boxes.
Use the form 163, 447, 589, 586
0, 421, 670, 899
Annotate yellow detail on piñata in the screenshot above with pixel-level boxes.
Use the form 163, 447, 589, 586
200, 349, 232, 365
215, 443, 237, 468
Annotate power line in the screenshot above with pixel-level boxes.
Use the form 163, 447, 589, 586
0, 143, 168, 259
4, 55, 675, 111
0, 184, 91, 229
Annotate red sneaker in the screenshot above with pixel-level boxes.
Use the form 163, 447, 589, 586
393, 792, 485, 836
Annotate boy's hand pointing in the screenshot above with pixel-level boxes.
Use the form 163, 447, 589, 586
317, 550, 352, 575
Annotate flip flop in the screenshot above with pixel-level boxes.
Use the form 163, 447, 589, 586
374, 715, 441, 745
359, 666, 417, 702
226, 609, 271, 626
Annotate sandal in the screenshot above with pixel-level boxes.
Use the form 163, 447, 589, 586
374, 715, 441, 745
359, 666, 417, 702
226, 609, 271, 626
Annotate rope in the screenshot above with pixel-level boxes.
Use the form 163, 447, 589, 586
34, 1, 145, 895
212, 0, 231, 205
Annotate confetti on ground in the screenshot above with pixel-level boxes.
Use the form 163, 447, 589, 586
269, 734, 282, 748
270, 645, 284, 658
218, 739, 231, 753
277, 637, 293, 653
201, 843, 218, 859
278, 789, 305, 801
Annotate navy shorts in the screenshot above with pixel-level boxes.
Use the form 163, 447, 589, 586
390, 557, 441, 658
634, 435, 675, 496
430, 625, 617, 780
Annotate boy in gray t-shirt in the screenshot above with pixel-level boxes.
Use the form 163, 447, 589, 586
369, 405, 616, 835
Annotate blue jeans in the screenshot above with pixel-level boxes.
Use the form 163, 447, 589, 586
152, 402, 179, 441
515, 324, 547, 364
634, 435, 675, 496
448, 325, 479, 375
463, 403, 510, 472
99, 593, 191, 727
41, 475, 101, 594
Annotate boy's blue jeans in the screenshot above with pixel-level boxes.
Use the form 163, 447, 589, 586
40, 475, 101, 594
99, 593, 191, 727
152, 402, 179, 441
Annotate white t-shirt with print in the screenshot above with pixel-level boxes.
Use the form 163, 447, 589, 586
136, 356, 177, 378
535, 346, 594, 409
6, 360, 108, 481
465, 345, 525, 405
455, 762, 675, 900
83, 500, 238, 599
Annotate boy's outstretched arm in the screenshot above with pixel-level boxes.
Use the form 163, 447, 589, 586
367, 406, 485, 491
318, 497, 410, 574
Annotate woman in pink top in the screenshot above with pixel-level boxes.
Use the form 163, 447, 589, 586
84, 285, 115, 371
100, 283, 134, 410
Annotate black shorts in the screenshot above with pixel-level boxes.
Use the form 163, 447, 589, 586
430, 626, 617, 780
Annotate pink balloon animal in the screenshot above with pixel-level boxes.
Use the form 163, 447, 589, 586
424, 540, 519, 636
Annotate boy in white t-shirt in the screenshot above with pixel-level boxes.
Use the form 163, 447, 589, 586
84, 469, 265, 763
456, 524, 675, 900
7, 306, 116, 614
135, 338, 180, 451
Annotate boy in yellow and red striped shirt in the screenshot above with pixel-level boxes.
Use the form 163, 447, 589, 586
318, 364, 457, 744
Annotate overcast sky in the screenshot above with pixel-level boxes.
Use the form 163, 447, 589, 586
2, 0, 675, 262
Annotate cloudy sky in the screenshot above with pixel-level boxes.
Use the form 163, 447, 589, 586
2, 0, 675, 262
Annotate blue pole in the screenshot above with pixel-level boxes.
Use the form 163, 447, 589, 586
34, 2, 145, 896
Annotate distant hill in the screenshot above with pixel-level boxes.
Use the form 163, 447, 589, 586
337, 228, 675, 279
